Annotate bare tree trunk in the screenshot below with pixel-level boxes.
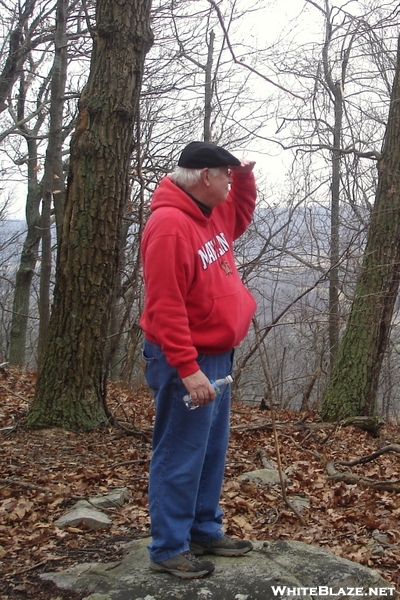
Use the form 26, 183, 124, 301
36, 0, 68, 367
328, 82, 342, 368
322, 34, 400, 421
204, 29, 214, 142
0, 0, 37, 114
107, 217, 131, 379
105, 117, 146, 381
321, 0, 349, 369
25, 0, 153, 431
8, 137, 41, 367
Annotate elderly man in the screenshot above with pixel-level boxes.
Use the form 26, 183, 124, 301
140, 141, 257, 579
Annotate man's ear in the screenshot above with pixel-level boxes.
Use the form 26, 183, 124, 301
201, 168, 210, 187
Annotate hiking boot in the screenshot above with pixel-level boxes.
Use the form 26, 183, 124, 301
190, 535, 253, 557
150, 550, 215, 579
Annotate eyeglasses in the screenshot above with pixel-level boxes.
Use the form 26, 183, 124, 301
208, 167, 232, 178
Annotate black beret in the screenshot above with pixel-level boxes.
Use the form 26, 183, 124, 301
178, 141, 241, 169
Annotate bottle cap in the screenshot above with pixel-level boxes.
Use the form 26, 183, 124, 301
226, 375, 233, 383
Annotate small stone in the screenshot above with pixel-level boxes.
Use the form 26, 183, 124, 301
238, 468, 290, 486
88, 487, 129, 508
54, 505, 112, 531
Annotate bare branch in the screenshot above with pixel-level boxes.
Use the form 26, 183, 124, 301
207, 0, 305, 101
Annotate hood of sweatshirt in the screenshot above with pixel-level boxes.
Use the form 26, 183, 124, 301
150, 176, 213, 224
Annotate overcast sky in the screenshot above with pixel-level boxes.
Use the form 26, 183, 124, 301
4, 0, 376, 220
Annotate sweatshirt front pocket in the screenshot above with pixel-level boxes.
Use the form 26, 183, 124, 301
190, 289, 256, 351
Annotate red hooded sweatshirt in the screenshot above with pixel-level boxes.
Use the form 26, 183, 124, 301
140, 171, 257, 378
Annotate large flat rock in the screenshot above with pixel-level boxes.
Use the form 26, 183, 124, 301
41, 537, 397, 600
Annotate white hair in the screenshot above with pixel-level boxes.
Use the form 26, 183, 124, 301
168, 166, 220, 190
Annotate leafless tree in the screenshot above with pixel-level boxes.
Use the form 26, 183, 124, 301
26, 0, 153, 430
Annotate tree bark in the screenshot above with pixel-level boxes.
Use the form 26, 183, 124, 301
25, 0, 153, 431
322, 34, 400, 421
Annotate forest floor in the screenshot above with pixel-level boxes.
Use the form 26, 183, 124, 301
0, 368, 399, 600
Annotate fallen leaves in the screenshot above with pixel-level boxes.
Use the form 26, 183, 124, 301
0, 368, 399, 600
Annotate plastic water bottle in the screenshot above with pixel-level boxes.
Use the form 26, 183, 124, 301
183, 375, 233, 410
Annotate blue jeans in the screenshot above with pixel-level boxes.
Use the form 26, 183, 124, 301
142, 339, 234, 563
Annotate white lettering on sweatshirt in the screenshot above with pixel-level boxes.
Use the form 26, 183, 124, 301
198, 232, 230, 270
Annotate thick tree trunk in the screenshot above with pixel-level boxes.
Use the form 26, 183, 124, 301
322, 35, 400, 421
25, 0, 153, 431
